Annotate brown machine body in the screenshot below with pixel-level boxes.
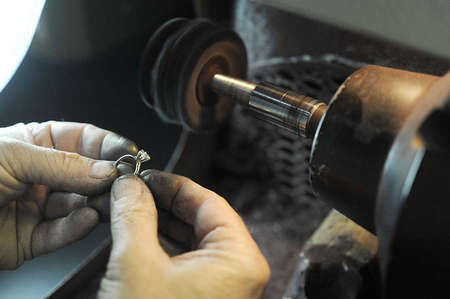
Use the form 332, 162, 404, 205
310, 66, 450, 297
209, 65, 450, 296
310, 65, 439, 231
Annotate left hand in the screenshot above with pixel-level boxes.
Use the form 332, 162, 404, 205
0, 121, 138, 270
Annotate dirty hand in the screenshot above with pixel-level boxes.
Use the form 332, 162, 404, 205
0, 121, 138, 270
98, 171, 270, 299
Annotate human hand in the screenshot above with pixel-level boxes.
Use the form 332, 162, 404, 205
0, 121, 138, 270
98, 170, 270, 299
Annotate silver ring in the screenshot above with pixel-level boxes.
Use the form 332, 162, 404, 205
114, 150, 151, 176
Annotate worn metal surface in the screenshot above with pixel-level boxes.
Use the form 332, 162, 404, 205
310, 65, 439, 232
376, 72, 450, 298
212, 75, 327, 138
283, 210, 378, 299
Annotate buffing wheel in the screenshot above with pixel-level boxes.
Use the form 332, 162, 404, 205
139, 18, 247, 132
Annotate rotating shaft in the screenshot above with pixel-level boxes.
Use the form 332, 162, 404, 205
211, 74, 327, 138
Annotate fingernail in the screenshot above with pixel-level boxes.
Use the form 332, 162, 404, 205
101, 134, 139, 160
112, 175, 142, 201
89, 161, 116, 179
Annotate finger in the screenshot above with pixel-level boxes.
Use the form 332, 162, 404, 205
45, 192, 87, 219
44, 192, 110, 220
0, 122, 139, 160
87, 193, 111, 222
31, 207, 99, 258
110, 175, 167, 259
44, 163, 136, 220
39, 121, 139, 160
158, 209, 194, 249
140, 170, 254, 249
0, 138, 117, 197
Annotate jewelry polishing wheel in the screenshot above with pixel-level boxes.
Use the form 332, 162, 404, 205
139, 18, 248, 133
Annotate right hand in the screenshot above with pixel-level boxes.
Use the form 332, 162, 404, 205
98, 170, 270, 299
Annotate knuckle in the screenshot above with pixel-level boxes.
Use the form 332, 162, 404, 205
173, 175, 191, 189
258, 260, 271, 285
181, 178, 195, 191
24, 122, 39, 132
58, 151, 82, 168
233, 249, 271, 287
243, 263, 271, 289
84, 123, 98, 133
26, 122, 43, 143
46, 151, 85, 182
43, 120, 57, 127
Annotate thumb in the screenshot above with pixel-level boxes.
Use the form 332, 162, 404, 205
99, 176, 169, 299
0, 138, 117, 199
109, 175, 167, 260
